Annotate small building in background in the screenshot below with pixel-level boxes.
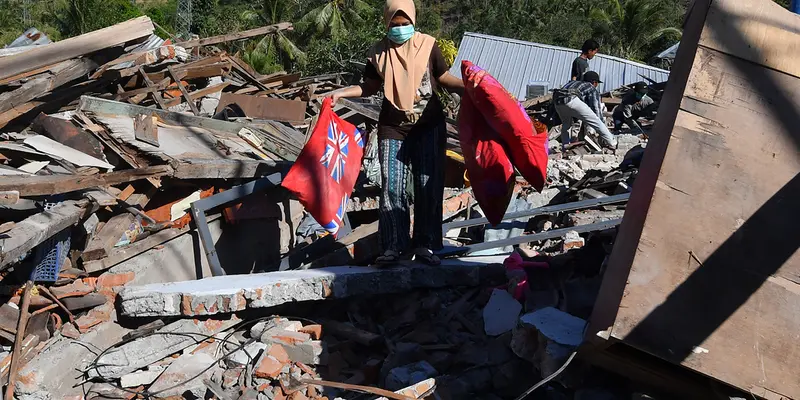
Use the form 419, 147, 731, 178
449, 32, 671, 100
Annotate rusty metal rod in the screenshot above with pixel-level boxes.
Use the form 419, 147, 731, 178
5, 280, 33, 400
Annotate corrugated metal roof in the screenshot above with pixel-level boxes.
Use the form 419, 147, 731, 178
450, 32, 670, 99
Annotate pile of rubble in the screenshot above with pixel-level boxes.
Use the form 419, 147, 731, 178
0, 15, 665, 400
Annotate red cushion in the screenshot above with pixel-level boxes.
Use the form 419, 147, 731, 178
462, 60, 548, 191
282, 98, 365, 237
458, 90, 515, 226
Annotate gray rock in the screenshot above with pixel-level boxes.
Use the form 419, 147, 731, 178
120, 365, 165, 388
148, 352, 221, 398
227, 341, 268, 367
483, 289, 522, 336
520, 307, 586, 347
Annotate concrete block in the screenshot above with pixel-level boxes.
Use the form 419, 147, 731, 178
281, 340, 325, 365
227, 341, 268, 367
88, 318, 238, 379
120, 365, 165, 388
483, 289, 522, 336
562, 231, 585, 251
520, 307, 586, 347
385, 361, 438, 392
148, 352, 221, 398
119, 259, 506, 317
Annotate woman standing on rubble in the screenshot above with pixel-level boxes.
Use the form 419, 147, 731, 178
328, 0, 464, 266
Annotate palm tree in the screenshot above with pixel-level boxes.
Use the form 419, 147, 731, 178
241, 0, 305, 73
589, 0, 682, 61
296, 0, 372, 39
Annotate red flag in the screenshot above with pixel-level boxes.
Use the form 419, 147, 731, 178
282, 98, 365, 236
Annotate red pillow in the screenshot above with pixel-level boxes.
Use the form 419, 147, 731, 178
461, 60, 548, 191
282, 98, 365, 236
458, 90, 515, 226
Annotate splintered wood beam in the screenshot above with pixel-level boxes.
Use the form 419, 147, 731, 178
175, 22, 292, 49
167, 66, 200, 115
0, 165, 173, 196
0, 16, 154, 81
139, 67, 167, 110
0, 200, 89, 268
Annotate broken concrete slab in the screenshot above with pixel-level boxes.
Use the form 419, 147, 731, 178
148, 352, 220, 398
118, 258, 506, 317
120, 365, 165, 388
520, 307, 586, 347
87, 318, 238, 379
16, 319, 129, 398
483, 289, 522, 336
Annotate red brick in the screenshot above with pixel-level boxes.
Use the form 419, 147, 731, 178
255, 355, 285, 379
289, 392, 309, 400
222, 368, 243, 389
267, 330, 311, 345
298, 324, 322, 340
97, 271, 135, 288
75, 315, 103, 333
61, 323, 81, 339
269, 344, 290, 364
50, 280, 95, 299
273, 387, 287, 400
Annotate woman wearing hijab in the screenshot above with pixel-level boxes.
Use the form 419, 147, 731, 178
329, 0, 464, 265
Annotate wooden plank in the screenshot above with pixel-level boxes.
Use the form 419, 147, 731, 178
167, 66, 200, 115
117, 78, 170, 100
699, 0, 800, 79
31, 113, 106, 160
0, 63, 55, 86
0, 59, 98, 114
144, 62, 231, 84
175, 22, 292, 48
78, 96, 300, 161
0, 165, 173, 196
139, 67, 167, 110
521, 93, 552, 109
591, 0, 800, 397
171, 158, 283, 180
216, 93, 307, 123
162, 82, 231, 108
0, 200, 88, 268
82, 213, 136, 261
133, 114, 159, 146
0, 16, 154, 82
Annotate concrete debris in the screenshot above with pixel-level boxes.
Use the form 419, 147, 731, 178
119, 366, 165, 388
118, 260, 506, 317
483, 289, 522, 336
519, 307, 586, 347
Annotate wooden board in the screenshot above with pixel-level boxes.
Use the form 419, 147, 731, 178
216, 93, 307, 123
175, 22, 292, 48
0, 58, 98, 115
0, 200, 88, 268
82, 213, 136, 261
133, 114, 159, 146
590, 0, 800, 398
0, 16, 153, 82
0, 165, 173, 196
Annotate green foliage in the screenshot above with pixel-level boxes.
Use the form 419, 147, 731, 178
589, 0, 682, 61
0, 0, 696, 75
61, 0, 142, 36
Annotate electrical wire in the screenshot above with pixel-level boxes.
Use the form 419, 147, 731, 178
513, 350, 578, 400
84, 315, 320, 399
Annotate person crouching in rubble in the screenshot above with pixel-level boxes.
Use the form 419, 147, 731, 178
612, 81, 655, 133
327, 0, 464, 266
553, 71, 617, 151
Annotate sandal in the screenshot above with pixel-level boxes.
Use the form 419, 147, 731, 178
413, 248, 441, 266
375, 250, 400, 266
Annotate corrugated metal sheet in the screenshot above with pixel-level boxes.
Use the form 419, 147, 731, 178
450, 32, 671, 99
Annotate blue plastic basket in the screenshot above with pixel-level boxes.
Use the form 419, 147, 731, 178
30, 229, 71, 282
